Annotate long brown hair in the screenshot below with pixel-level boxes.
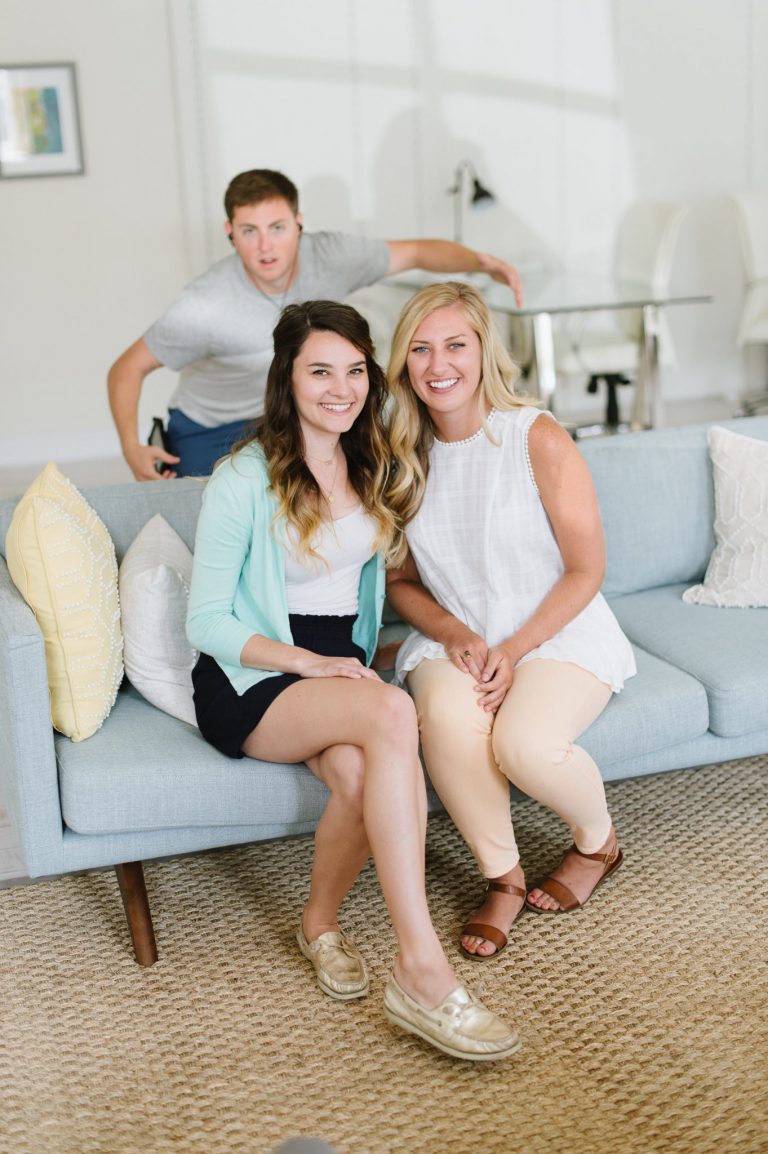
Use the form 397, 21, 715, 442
232, 300, 397, 564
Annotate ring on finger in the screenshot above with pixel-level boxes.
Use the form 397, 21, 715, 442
462, 650, 471, 658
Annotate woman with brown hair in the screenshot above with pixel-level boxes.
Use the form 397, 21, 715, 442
186, 299, 519, 1060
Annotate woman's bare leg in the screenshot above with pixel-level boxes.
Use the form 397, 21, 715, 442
242, 677, 459, 1008
301, 744, 371, 940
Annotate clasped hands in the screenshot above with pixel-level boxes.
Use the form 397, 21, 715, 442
446, 629, 518, 712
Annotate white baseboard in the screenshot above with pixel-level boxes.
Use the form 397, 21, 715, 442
0, 427, 123, 469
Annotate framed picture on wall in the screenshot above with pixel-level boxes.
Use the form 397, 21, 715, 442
0, 63, 84, 179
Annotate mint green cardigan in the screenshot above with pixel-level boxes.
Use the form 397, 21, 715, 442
186, 445, 386, 695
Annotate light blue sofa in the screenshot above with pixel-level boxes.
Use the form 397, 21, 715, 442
1, 415, 766, 963
576, 415, 768, 777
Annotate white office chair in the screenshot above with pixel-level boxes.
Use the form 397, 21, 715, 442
555, 199, 689, 432
731, 190, 768, 414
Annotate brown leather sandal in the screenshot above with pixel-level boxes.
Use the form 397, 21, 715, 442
525, 842, 624, 914
459, 881, 527, 962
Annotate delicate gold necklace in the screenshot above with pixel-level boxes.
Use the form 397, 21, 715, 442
306, 448, 340, 505
318, 455, 340, 505
305, 444, 339, 467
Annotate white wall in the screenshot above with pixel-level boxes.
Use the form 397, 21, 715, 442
176, 0, 768, 416
179, 0, 634, 273
2, 0, 766, 467
614, 0, 768, 404
0, 0, 187, 466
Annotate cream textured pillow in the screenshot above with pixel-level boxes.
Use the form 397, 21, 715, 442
683, 426, 768, 607
118, 514, 198, 726
5, 463, 123, 741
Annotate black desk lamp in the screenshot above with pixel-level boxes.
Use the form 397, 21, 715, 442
448, 160, 495, 243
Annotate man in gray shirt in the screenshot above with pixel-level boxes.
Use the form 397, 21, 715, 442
108, 169, 523, 479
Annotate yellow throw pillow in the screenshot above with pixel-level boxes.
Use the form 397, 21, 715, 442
5, 463, 124, 741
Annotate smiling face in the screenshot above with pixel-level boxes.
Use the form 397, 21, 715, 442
226, 197, 303, 294
405, 303, 485, 437
291, 329, 370, 449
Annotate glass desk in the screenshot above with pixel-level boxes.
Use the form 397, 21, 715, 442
388, 271, 712, 430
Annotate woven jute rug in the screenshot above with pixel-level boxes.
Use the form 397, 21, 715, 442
1, 755, 767, 1154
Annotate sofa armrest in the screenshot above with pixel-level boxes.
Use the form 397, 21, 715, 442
0, 559, 64, 876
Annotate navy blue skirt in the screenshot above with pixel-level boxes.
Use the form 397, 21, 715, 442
192, 614, 366, 759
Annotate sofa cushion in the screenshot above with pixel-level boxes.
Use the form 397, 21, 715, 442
0, 478, 207, 567
57, 684, 328, 835
59, 648, 706, 835
579, 416, 768, 598
610, 584, 768, 737
4, 463, 123, 742
578, 645, 709, 767
683, 426, 768, 608
118, 514, 197, 726
68, 478, 204, 563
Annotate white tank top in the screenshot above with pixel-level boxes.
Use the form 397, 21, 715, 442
394, 407, 636, 692
284, 505, 377, 615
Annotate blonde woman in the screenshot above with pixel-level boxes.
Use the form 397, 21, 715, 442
186, 300, 519, 1060
386, 283, 636, 960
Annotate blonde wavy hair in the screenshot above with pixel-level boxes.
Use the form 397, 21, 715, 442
231, 300, 398, 566
386, 281, 535, 547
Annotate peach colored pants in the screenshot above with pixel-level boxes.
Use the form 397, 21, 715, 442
407, 657, 613, 878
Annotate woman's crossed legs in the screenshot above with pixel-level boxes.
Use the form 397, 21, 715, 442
242, 675, 458, 1009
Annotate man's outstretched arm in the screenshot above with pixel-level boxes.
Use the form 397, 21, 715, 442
385, 239, 523, 306
107, 338, 180, 481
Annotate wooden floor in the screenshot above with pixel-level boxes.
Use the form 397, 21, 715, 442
0, 394, 744, 882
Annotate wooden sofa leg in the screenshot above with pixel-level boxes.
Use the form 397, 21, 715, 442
115, 861, 158, 966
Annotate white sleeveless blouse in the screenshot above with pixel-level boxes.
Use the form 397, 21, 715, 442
394, 407, 636, 692
284, 505, 377, 615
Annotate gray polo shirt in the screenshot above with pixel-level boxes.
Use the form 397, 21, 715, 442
144, 230, 390, 427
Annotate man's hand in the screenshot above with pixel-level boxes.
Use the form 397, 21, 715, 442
385, 240, 524, 307
124, 442, 180, 482
107, 338, 170, 481
476, 253, 524, 307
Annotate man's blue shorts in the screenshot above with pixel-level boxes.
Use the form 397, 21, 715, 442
166, 409, 255, 477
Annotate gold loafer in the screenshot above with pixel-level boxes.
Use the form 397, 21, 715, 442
383, 975, 522, 1061
296, 925, 369, 1001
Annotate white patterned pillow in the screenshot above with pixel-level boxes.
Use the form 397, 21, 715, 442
118, 514, 198, 726
683, 426, 768, 607
5, 464, 123, 741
